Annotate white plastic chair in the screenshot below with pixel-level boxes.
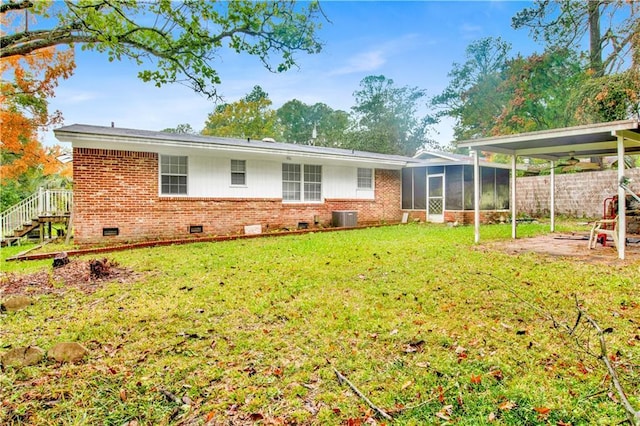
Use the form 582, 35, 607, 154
589, 216, 619, 249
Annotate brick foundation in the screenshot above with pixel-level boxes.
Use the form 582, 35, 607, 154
72, 148, 403, 245
443, 210, 510, 224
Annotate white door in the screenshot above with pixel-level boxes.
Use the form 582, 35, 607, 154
427, 174, 444, 223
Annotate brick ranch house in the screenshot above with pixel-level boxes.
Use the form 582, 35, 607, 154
54, 124, 510, 245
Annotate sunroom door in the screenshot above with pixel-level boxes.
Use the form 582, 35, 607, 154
427, 174, 444, 223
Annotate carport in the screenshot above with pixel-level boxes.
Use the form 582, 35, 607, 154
458, 119, 640, 259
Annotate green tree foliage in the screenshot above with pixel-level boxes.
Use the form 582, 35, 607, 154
431, 37, 512, 140
493, 48, 584, 134
346, 75, 436, 156
161, 123, 196, 134
276, 100, 349, 146
512, 0, 638, 75
202, 86, 281, 139
1, 0, 325, 99
512, 1, 639, 123
570, 69, 640, 123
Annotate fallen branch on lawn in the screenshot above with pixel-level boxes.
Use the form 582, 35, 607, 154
573, 295, 640, 426
328, 361, 393, 421
476, 272, 640, 426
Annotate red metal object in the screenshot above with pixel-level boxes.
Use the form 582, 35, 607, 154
598, 196, 617, 246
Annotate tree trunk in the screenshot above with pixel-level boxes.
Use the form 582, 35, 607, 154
588, 1, 604, 77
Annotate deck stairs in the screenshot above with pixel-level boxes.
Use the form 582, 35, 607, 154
1, 189, 73, 247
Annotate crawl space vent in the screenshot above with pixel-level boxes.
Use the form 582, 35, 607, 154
102, 227, 119, 237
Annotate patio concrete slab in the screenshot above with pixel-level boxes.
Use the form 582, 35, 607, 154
483, 233, 640, 263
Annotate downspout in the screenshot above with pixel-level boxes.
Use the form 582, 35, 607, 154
550, 160, 555, 232
617, 135, 626, 260
473, 150, 480, 243
511, 154, 517, 239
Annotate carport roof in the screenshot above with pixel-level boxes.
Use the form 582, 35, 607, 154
457, 119, 640, 161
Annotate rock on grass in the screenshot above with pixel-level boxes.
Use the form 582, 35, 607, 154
48, 342, 89, 363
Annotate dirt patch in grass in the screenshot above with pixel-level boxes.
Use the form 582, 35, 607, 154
480, 232, 640, 263
0, 258, 136, 296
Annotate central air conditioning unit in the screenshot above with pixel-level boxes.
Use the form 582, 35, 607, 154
332, 210, 357, 227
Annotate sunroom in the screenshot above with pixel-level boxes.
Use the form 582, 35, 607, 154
401, 151, 511, 224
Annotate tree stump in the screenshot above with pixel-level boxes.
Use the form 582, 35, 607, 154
52, 252, 69, 268
89, 258, 110, 279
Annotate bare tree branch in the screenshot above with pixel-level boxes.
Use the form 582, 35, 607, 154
573, 295, 640, 426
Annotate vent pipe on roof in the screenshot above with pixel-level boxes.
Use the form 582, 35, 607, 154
111, 122, 115, 128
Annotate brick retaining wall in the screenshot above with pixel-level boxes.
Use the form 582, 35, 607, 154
516, 169, 640, 218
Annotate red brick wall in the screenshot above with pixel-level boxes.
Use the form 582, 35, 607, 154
72, 148, 403, 245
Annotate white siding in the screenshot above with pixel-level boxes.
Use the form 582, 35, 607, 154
188, 156, 282, 198
323, 166, 374, 200
183, 158, 373, 200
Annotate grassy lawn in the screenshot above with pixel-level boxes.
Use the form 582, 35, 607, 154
1, 223, 639, 425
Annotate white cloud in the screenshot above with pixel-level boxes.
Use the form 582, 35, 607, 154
329, 49, 387, 76
54, 88, 100, 105
459, 23, 484, 39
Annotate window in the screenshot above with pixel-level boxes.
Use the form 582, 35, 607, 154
282, 163, 301, 201
160, 155, 188, 195
304, 165, 322, 201
357, 168, 373, 189
282, 163, 322, 202
401, 167, 427, 210
230, 159, 246, 185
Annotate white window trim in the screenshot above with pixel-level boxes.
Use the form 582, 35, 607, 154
282, 163, 323, 203
159, 155, 189, 196
357, 168, 374, 190
230, 159, 247, 187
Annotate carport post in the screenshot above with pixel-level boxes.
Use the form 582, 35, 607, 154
617, 135, 626, 260
511, 154, 517, 239
550, 161, 555, 232
473, 149, 480, 243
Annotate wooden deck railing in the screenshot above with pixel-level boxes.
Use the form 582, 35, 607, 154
0, 188, 73, 240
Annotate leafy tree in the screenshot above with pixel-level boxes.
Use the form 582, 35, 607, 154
431, 37, 512, 140
492, 48, 584, 134
1, 45, 74, 179
512, 0, 638, 76
511, 0, 638, 151
1, 0, 325, 99
161, 123, 196, 134
1, 43, 74, 211
570, 69, 640, 123
277, 100, 349, 146
202, 86, 281, 139
346, 75, 436, 156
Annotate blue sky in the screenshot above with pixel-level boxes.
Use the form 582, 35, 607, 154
46, 1, 543, 148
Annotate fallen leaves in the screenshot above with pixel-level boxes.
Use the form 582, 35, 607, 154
435, 404, 453, 421
498, 400, 516, 411
0, 258, 135, 296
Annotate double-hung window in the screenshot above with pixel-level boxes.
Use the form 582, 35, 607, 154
357, 168, 373, 189
230, 159, 246, 186
282, 164, 301, 201
304, 165, 322, 201
160, 155, 188, 195
282, 163, 322, 202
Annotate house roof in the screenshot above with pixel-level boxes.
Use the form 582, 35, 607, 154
410, 149, 513, 169
54, 123, 513, 170
54, 124, 416, 169
457, 119, 640, 161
